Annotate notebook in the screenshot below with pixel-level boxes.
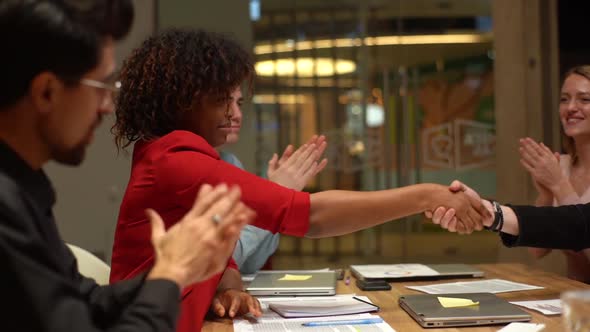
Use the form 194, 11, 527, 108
268, 296, 379, 317
246, 270, 337, 296
399, 292, 531, 328
350, 263, 484, 281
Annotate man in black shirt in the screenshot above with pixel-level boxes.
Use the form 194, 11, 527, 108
0, 1, 254, 331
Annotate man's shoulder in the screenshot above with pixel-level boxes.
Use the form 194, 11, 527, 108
0, 171, 37, 233
0, 171, 25, 209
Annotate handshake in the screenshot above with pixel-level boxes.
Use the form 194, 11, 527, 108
424, 180, 495, 234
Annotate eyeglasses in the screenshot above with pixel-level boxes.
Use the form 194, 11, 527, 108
79, 78, 121, 108
79, 78, 121, 93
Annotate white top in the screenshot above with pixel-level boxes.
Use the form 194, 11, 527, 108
555, 154, 590, 260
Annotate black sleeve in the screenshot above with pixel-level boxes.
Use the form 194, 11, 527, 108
500, 203, 590, 251
0, 203, 181, 332
77, 273, 180, 329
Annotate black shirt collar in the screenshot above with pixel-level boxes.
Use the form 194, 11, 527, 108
0, 140, 55, 210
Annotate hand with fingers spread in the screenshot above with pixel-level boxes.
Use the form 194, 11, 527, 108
267, 135, 328, 190
210, 289, 262, 318
424, 181, 492, 234
146, 184, 255, 288
519, 137, 564, 194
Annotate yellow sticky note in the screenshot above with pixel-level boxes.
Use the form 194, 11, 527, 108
437, 297, 480, 308
278, 274, 312, 281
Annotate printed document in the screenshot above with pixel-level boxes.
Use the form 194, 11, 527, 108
234, 295, 396, 332
510, 299, 562, 315
497, 322, 545, 332
406, 279, 543, 294
233, 313, 396, 332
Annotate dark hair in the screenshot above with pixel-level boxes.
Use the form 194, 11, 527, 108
561, 65, 590, 165
0, 0, 133, 108
112, 29, 255, 150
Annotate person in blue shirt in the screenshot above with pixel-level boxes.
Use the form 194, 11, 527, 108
219, 87, 327, 274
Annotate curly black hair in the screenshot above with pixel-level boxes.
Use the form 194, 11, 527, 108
112, 28, 255, 149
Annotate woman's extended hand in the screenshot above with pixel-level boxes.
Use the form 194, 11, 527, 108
425, 181, 493, 234
424, 182, 491, 234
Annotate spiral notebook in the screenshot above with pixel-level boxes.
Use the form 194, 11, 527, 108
268, 295, 379, 318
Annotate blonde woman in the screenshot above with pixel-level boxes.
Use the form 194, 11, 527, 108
519, 65, 590, 283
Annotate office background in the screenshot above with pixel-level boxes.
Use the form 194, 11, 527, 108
47, 0, 586, 277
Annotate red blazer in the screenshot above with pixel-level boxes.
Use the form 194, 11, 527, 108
110, 130, 310, 331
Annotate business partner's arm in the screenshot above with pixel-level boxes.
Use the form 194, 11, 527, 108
429, 181, 590, 251
307, 183, 488, 238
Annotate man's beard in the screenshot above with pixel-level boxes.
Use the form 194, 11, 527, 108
52, 143, 87, 166
43, 121, 98, 167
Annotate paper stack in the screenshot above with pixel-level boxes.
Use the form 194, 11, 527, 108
268, 296, 378, 318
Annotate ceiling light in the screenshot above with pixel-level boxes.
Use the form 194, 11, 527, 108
254, 33, 493, 55
255, 57, 356, 77
252, 94, 307, 104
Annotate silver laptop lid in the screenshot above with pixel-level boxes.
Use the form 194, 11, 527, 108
246, 271, 337, 296
351, 263, 484, 281
427, 264, 485, 278
399, 293, 531, 328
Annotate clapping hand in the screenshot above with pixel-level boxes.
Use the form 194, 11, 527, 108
147, 184, 255, 288
267, 135, 328, 190
519, 137, 562, 195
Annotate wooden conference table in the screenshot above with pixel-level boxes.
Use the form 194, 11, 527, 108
202, 263, 590, 331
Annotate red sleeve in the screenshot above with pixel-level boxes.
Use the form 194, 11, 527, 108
153, 139, 310, 237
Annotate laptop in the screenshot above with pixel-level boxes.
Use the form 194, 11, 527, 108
350, 263, 484, 281
246, 270, 337, 296
399, 293, 531, 328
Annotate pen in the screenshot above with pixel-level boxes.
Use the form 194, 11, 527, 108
302, 317, 384, 327
352, 296, 380, 309
345, 276, 351, 285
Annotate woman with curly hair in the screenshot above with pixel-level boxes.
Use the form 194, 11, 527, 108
110, 28, 488, 331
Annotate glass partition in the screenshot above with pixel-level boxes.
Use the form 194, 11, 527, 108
251, 0, 497, 268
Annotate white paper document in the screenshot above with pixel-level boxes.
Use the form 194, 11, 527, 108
351, 264, 440, 279
233, 313, 396, 332
497, 322, 545, 332
406, 278, 543, 294
234, 295, 395, 332
510, 299, 562, 315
